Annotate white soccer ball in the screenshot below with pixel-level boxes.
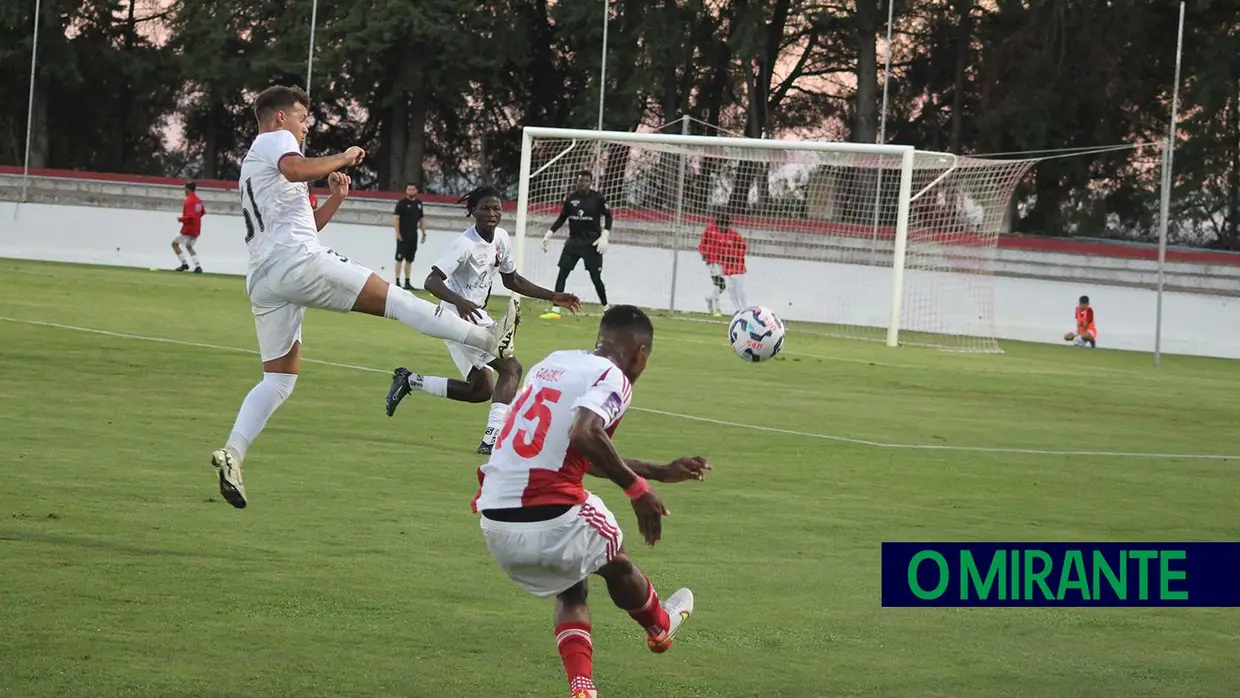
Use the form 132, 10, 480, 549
728, 306, 786, 362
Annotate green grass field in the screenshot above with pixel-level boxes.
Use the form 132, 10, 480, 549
2, 258, 1238, 697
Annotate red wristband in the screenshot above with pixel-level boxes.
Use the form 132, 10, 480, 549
623, 476, 650, 499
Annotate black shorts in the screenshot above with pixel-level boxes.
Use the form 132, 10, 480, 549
395, 235, 418, 262
559, 241, 603, 273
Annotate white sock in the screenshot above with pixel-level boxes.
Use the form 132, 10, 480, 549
383, 283, 493, 351
176, 250, 188, 265
710, 286, 722, 311
189, 251, 200, 268
483, 402, 510, 445
727, 276, 747, 311
406, 373, 449, 398
224, 372, 297, 462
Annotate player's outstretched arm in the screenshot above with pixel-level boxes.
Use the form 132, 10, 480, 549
618, 457, 711, 483
279, 146, 365, 183
570, 408, 669, 546
500, 272, 581, 312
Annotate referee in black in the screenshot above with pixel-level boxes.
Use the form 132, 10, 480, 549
393, 183, 427, 290
540, 170, 613, 318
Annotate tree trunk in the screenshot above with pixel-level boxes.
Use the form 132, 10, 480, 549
115, 0, 137, 172
853, 0, 879, 143
949, 0, 972, 154
1226, 83, 1240, 249
403, 88, 427, 189
376, 106, 393, 192
28, 73, 49, 169
386, 97, 408, 191
202, 98, 223, 179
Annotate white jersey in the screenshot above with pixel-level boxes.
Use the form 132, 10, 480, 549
472, 350, 633, 511
432, 225, 516, 325
237, 130, 320, 275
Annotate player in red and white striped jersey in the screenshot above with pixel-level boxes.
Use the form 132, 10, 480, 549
472, 305, 710, 698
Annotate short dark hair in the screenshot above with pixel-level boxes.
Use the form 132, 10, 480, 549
577, 169, 594, 179
600, 304, 654, 343
405, 182, 419, 189
253, 85, 310, 123
1079, 295, 1090, 304
184, 181, 196, 192
457, 185, 503, 216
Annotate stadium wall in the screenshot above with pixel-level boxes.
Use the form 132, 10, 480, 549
2, 198, 1237, 360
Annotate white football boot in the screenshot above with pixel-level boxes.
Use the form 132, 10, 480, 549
646, 587, 694, 653
210, 448, 247, 509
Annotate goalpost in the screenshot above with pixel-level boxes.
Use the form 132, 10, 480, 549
513, 127, 1035, 352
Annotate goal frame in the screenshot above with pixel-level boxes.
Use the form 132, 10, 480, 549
514, 126, 917, 348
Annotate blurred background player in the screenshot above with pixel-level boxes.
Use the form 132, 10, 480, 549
211, 85, 508, 510
472, 305, 708, 698
386, 186, 581, 454
172, 181, 206, 272
541, 170, 613, 319
393, 183, 428, 290
1064, 295, 1097, 348
697, 210, 748, 315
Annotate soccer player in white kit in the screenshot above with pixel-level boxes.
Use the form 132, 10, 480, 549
472, 305, 710, 698
385, 186, 582, 454
210, 85, 511, 509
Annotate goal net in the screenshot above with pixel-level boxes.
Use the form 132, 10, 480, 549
513, 127, 1036, 352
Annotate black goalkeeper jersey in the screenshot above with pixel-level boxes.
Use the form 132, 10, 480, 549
550, 190, 613, 244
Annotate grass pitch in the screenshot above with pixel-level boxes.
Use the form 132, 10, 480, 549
1, 258, 1237, 697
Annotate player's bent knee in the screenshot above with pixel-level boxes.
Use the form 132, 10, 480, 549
595, 552, 635, 580
262, 341, 302, 375
464, 369, 494, 403
496, 356, 523, 380
558, 579, 589, 606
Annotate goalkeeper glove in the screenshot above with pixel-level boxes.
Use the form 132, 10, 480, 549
594, 229, 610, 254
542, 229, 553, 252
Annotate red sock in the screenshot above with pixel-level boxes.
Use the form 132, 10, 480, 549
555, 621, 594, 696
625, 577, 671, 637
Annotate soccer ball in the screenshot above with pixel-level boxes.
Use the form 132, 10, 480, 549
729, 306, 785, 362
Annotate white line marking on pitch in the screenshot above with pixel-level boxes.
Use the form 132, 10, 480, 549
2, 316, 1236, 461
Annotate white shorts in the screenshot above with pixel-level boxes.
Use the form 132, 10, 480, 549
440, 302, 496, 378
480, 493, 624, 598
247, 245, 373, 362
173, 235, 197, 247
445, 340, 494, 378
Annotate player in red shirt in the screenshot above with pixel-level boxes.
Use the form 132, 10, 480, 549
698, 210, 748, 316
1063, 295, 1097, 348
473, 305, 709, 698
173, 181, 206, 272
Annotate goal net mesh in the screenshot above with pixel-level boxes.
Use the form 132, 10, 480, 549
517, 136, 1036, 352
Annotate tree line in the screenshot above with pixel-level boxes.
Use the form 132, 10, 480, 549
1, 0, 1237, 248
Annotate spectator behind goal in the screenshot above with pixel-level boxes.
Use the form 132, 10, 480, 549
698, 210, 748, 316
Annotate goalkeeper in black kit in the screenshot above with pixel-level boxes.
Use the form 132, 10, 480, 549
540, 169, 613, 319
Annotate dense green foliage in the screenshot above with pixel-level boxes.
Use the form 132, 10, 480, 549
2, 1, 1237, 246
